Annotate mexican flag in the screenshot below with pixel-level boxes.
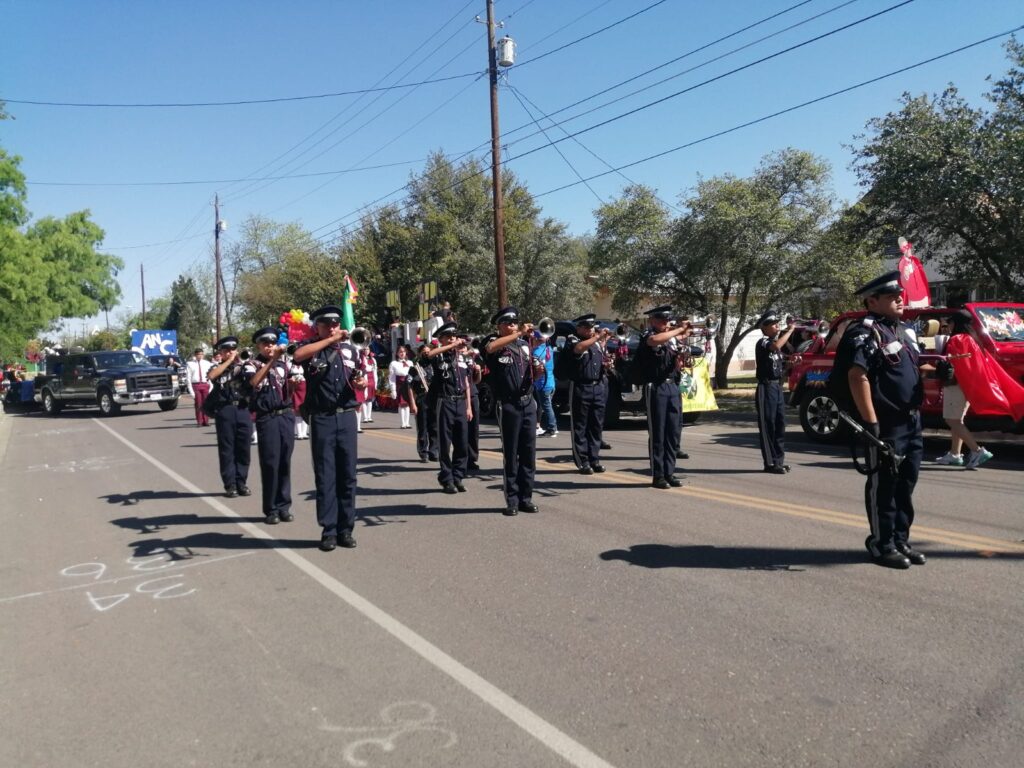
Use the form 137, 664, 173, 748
341, 274, 358, 331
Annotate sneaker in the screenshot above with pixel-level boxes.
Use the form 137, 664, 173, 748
935, 452, 964, 466
535, 427, 545, 436
965, 447, 993, 469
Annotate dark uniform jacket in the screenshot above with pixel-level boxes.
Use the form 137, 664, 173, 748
243, 356, 291, 418
428, 351, 467, 400
754, 337, 784, 382
837, 313, 923, 425
299, 341, 359, 414
637, 330, 682, 383
485, 337, 534, 403
565, 335, 606, 383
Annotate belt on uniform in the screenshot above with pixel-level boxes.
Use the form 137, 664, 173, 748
756, 378, 781, 384
336, 405, 358, 414
261, 406, 292, 418
440, 393, 465, 402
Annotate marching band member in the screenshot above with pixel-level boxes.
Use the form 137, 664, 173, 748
388, 344, 414, 429
293, 306, 365, 552
565, 313, 610, 475
636, 306, 691, 489
407, 344, 437, 462
244, 328, 296, 524
484, 306, 540, 516
424, 323, 473, 494
207, 336, 253, 498
754, 310, 798, 474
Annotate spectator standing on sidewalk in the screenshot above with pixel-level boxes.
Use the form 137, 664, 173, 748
185, 348, 213, 426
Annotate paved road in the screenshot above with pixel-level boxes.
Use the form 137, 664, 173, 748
2, 404, 1022, 768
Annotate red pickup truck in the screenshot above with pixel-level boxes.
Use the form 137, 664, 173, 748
786, 302, 1024, 441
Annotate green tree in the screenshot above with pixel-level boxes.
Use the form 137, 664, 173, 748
851, 39, 1024, 298
594, 150, 876, 387
163, 276, 215, 353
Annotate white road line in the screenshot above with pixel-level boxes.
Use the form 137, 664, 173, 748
91, 418, 618, 768
0, 552, 254, 604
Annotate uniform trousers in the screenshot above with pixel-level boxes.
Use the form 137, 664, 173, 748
435, 396, 469, 485
467, 390, 480, 467
414, 391, 438, 460
191, 382, 211, 426
310, 409, 358, 537
214, 403, 252, 490
495, 396, 537, 507
755, 380, 786, 468
255, 413, 295, 517
570, 380, 607, 469
645, 379, 681, 480
865, 412, 923, 555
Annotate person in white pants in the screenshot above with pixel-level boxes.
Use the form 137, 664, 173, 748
388, 344, 414, 428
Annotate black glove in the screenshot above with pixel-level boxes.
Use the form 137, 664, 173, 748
935, 358, 956, 384
865, 422, 881, 439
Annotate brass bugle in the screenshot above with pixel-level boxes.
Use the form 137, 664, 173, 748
534, 317, 555, 340
350, 326, 370, 349
615, 323, 628, 342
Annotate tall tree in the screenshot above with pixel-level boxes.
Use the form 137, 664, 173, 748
163, 276, 214, 353
851, 39, 1024, 298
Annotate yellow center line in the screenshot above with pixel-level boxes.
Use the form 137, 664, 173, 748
359, 429, 1024, 555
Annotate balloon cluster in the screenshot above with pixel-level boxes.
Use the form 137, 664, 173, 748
278, 309, 315, 342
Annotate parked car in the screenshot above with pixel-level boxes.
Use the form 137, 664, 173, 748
34, 350, 180, 416
786, 302, 1024, 441
147, 353, 189, 395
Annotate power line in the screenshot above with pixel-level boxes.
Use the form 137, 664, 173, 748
104, 231, 209, 250
1, 72, 483, 108
531, 25, 1024, 200
516, 0, 617, 54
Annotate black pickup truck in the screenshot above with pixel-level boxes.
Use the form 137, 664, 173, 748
34, 350, 180, 416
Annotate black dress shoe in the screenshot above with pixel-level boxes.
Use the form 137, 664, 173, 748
579, 465, 594, 475
591, 464, 606, 473
503, 507, 518, 516
454, 482, 467, 493
678, 451, 690, 460
442, 483, 457, 494
518, 501, 539, 513
765, 466, 787, 475
428, 454, 439, 462
652, 478, 670, 490
237, 485, 252, 496
225, 487, 238, 498
467, 463, 480, 471
420, 456, 428, 463
265, 513, 280, 525
666, 476, 684, 487
339, 532, 357, 548
872, 550, 912, 569
600, 441, 612, 450
319, 535, 337, 552
895, 542, 926, 565
279, 511, 294, 523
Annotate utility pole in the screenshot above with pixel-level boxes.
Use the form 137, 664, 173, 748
485, 0, 508, 308
140, 264, 147, 328
214, 194, 222, 341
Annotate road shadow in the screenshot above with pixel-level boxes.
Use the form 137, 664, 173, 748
128, 531, 323, 557
599, 543, 1023, 570
112, 512, 266, 534
101, 490, 218, 505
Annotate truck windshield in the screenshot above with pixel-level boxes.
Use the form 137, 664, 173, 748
975, 306, 1024, 342
94, 352, 151, 369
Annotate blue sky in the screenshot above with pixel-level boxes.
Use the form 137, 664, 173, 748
2, 0, 1021, 323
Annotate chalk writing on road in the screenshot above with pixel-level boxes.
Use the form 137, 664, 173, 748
61, 552, 197, 612
319, 701, 457, 767
26, 456, 137, 474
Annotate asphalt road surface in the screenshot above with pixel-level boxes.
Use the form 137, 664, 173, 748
2, 403, 1022, 768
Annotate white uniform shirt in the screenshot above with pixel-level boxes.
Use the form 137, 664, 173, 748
185, 358, 213, 396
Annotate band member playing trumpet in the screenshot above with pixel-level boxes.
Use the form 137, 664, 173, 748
637, 305, 691, 489
566, 314, 610, 474
293, 305, 366, 552
244, 327, 296, 524
208, 335, 253, 498
755, 310, 797, 474
484, 306, 540, 516
424, 323, 473, 494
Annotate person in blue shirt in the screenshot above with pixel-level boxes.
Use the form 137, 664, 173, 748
532, 335, 557, 437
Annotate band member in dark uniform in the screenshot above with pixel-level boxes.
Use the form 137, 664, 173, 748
207, 336, 253, 498
484, 306, 540, 516
406, 345, 437, 463
636, 306, 692, 489
754, 310, 798, 474
462, 338, 483, 472
837, 271, 926, 569
244, 327, 296, 524
566, 313, 610, 475
424, 323, 473, 493
293, 306, 366, 552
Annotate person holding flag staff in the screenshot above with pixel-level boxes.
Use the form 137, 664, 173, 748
244, 328, 296, 524
754, 310, 798, 474
424, 323, 473, 494
294, 305, 366, 552
207, 336, 253, 498
484, 307, 540, 516
565, 314, 610, 475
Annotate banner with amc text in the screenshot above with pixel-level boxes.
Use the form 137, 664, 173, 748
680, 356, 718, 413
131, 330, 178, 357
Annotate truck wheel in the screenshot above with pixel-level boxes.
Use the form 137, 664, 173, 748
799, 393, 844, 442
158, 398, 179, 412
97, 390, 122, 416
42, 390, 63, 416
603, 390, 621, 429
